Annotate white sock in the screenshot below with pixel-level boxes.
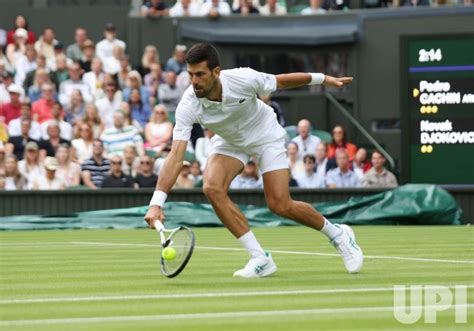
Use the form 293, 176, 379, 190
320, 218, 343, 240
238, 231, 265, 258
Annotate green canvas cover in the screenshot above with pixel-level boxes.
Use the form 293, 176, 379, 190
0, 185, 462, 230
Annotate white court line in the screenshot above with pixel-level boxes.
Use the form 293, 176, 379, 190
1, 285, 473, 305
1, 304, 472, 326
72, 241, 474, 264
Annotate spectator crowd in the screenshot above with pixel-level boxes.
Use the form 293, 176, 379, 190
0, 15, 398, 191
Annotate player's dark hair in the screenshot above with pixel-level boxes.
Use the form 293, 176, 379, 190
185, 43, 220, 70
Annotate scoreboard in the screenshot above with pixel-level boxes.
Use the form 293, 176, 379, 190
401, 34, 474, 184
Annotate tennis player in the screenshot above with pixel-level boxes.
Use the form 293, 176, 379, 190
145, 43, 363, 278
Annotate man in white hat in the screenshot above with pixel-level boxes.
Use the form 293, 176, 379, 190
0, 84, 23, 124
30, 156, 66, 190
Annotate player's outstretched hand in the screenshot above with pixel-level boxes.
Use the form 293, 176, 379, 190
323, 76, 353, 88
144, 206, 165, 229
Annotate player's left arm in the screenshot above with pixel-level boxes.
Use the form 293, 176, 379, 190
275, 73, 353, 90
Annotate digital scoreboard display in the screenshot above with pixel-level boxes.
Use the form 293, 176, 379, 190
401, 34, 474, 184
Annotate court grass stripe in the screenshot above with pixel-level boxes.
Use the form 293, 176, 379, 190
70, 242, 474, 264
1, 304, 473, 326
1, 285, 473, 305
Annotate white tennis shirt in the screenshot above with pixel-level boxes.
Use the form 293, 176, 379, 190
173, 68, 287, 149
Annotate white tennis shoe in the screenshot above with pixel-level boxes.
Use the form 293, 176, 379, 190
233, 252, 277, 278
330, 224, 364, 273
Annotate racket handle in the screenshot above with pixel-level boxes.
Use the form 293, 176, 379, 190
154, 221, 166, 246
154, 221, 165, 232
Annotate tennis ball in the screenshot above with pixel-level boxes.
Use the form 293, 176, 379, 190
162, 247, 177, 261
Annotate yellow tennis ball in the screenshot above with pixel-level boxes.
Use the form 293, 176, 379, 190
162, 247, 177, 261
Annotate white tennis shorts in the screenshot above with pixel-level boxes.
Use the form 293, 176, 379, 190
209, 135, 289, 174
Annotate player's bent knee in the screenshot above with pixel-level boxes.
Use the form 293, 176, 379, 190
268, 199, 291, 217
203, 184, 226, 201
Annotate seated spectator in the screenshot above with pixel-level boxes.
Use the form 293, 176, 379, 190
403, 0, 430, 6
260, 94, 285, 127
120, 101, 144, 134
174, 160, 195, 189
165, 45, 187, 75
78, 39, 95, 73
96, 23, 126, 62
34, 27, 57, 62
101, 110, 144, 157
189, 160, 202, 185
144, 63, 164, 103
81, 103, 104, 139
352, 148, 371, 181
3, 154, 26, 190
136, 45, 160, 78
0, 71, 14, 104
129, 88, 151, 128
200, 0, 232, 17
287, 141, 304, 177
0, 84, 23, 124
52, 53, 70, 85
102, 155, 135, 188
322, 0, 349, 10
291, 119, 321, 160
233, 0, 260, 14
58, 62, 93, 106
8, 103, 42, 141
195, 128, 214, 171
295, 154, 326, 188
230, 160, 263, 189
82, 58, 105, 100
362, 150, 398, 188
95, 82, 121, 130
32, 83, 57, 124
72, 122, 94, 164
170, 0, 201, 17
14, 44, 37, 87
81, 139, 110, 189
141, 0, 170, 17
27, 68, 52, 103
135, 155, 158, 188
55, 144, 80, 188
6, 118, 39, 160
18, 141, 43, 184
39, 120, 71, 158
327, 125, 357, 161
117, 54, 130, 89
30, 156, 65, 190
314, 142, 331, 182
145, 104, 173, 156
23, 55, 57, 92
6, 29, 28, 67
63, 90, 85, 125
326, 149, 360, 188
123, 70, 150, 105
6, 16, 36, 46
259, 0, 287, 15
66, 27, 88, 62
301, 0, 327, 14
122, 145, 140, 177
41, 102, 72, 141
158, 71, 181, 113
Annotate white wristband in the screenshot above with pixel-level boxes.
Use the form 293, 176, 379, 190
149, 191, 167, 207
308, 73, 325, 85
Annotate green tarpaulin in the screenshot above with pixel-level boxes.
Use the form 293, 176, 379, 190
0, 184, 463, 230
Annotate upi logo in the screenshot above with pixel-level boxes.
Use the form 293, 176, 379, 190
393, 285, 468, 324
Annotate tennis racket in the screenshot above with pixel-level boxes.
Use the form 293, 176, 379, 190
154, 221, 195, 278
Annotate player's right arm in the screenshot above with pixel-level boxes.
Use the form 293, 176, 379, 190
144, 139, 187, 229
